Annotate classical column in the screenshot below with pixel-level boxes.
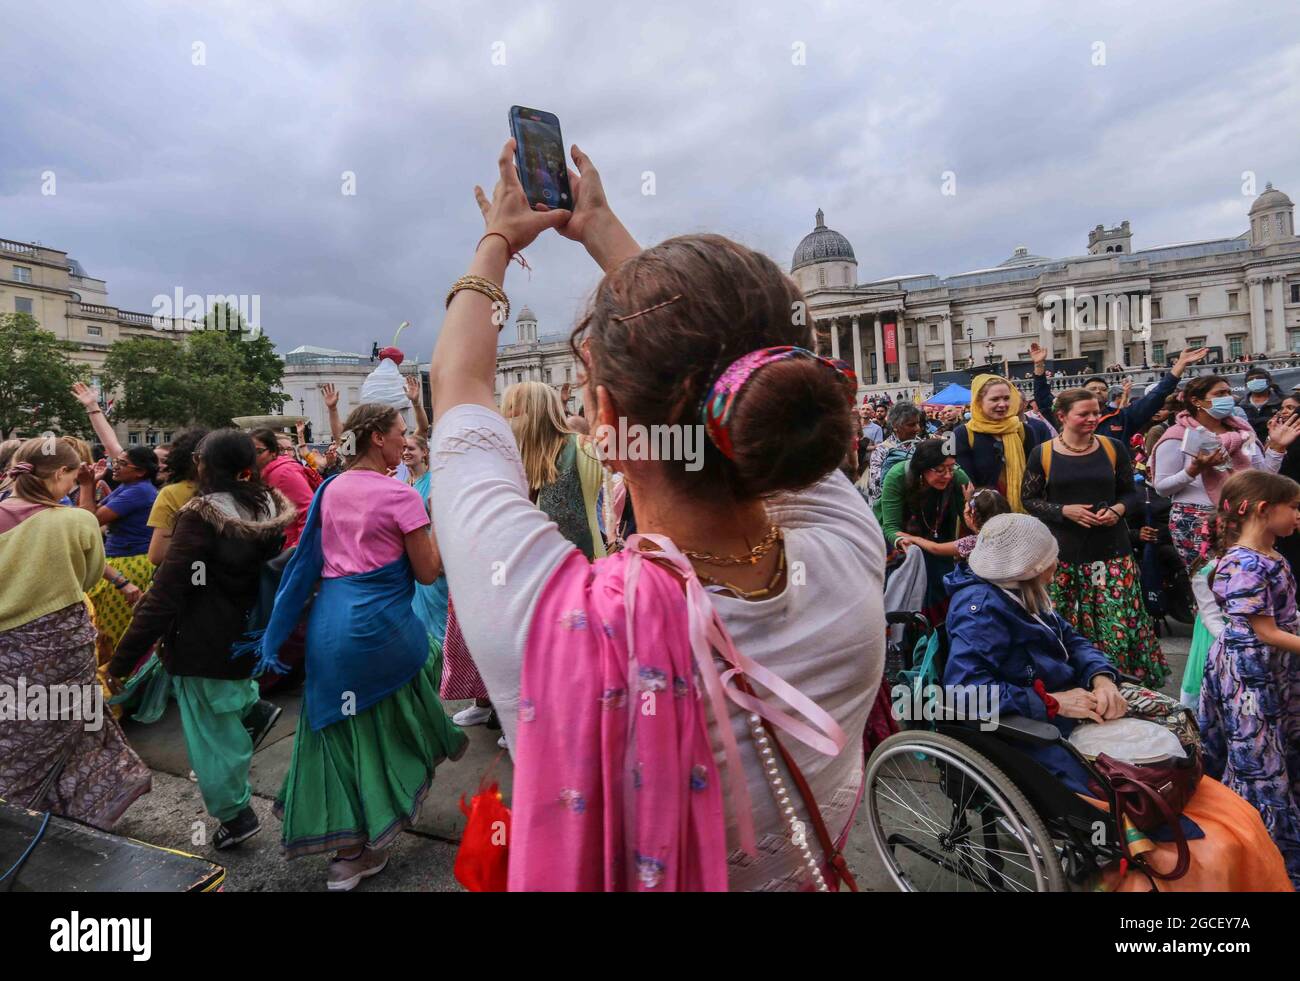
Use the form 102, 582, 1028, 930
897, 314, 910, 383
942, 314, 954, 370
830, 318, 841, 360
1068, 298, 1081, 358
872, 316, 885, 387
1107, 295, 1124, 366
851, 316, 864, 388
1250, 279, 1267, 354
1271, 277, 1287, 353
809, 319, 819, 354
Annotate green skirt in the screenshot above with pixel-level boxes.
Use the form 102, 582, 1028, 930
275, 641, 466, 858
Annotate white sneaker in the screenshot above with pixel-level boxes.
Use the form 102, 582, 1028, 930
453, 705, 493, 727
497, 735, 508, 750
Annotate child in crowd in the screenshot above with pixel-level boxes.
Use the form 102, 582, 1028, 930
895, 486, 1010, 562
1180, 547, 1228, 710
1198, 469, 1300, 887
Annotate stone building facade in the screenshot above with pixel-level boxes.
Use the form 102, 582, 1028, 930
793, 184, 1300, 398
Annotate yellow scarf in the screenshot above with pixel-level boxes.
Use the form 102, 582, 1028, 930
969, 374, 1027, 512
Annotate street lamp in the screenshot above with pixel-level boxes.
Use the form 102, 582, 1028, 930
966, 326, 974, 366
299, 397, 305, 416
985, 340, 996, 364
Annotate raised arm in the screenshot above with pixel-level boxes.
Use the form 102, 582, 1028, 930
71, 382, 123, 459
431, 139, 571, 422
321, 383, 344, 444
404, 374, 430, 436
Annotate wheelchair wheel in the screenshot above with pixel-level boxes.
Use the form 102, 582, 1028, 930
865, 730, 1066, 892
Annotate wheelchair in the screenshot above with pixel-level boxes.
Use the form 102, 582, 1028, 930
864, 611, 1135, 892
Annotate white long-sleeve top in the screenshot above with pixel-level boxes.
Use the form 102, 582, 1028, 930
1152, 428, 1282, 506
1189, 562, 1227, 639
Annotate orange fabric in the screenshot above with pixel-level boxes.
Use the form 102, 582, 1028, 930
1091, 777, 1293, 892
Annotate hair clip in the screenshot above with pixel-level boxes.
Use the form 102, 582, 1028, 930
611, 294, 684, 323
1238, 499, 1249, 515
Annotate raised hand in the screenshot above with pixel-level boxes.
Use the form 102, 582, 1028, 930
403, 374, 421, 404
1173, 347, 1210, 375
1267, 411, 1300, 450
473, 139, 572, 255
1029, 342, 1048, 366
71, 381, 100, 410
321, 382, 339, 410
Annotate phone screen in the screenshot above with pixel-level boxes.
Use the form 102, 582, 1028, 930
509, 106, 572, 209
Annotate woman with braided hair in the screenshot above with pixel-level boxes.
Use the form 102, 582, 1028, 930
251, 402, 466, 890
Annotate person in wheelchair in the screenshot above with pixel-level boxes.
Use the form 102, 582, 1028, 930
943, 513, 1127, 795
938, 513, 1292, 890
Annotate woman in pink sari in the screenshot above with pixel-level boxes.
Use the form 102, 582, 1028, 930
427, 141, 885, 890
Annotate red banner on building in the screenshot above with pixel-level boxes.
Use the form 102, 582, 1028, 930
883, 322, 898, 364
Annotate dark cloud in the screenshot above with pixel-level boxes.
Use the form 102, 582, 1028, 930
1, 1, 1296, 354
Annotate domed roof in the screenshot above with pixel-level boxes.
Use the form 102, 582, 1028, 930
517, 305, 537, 322
1250, 182, 1293, 215
791, 209, 856, 272
997, 245, 1050, 268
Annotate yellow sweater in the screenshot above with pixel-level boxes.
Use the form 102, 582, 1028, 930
0, 506, 106, 631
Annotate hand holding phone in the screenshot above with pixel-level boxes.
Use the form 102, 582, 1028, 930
508, 106, 573, 210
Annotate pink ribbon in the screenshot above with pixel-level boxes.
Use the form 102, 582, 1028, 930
621, 532, 848, 857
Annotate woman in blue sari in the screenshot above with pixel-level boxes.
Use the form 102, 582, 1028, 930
253, 404, 466, 891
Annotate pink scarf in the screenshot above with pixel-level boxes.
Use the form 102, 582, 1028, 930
1152, 410, 1256, 505
509, 534, 847, 891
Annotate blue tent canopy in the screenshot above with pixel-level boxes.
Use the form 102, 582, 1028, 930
924, 383, 972, 406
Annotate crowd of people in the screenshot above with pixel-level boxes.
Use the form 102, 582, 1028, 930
0, 139, 1296, 892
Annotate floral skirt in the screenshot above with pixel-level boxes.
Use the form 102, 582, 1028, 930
0, 603, 151, 829
1049, 553, 1170, 688
1169, 502, 1216, 575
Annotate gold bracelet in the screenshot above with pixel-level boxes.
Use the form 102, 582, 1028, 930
446, 275, 509, 329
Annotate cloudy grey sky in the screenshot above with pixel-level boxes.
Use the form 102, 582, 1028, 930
2, 0, 1297, 355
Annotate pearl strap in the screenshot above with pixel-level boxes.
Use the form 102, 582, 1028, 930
747, 711, 828, 892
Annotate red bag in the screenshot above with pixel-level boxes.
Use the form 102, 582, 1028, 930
454, 760, 511, 892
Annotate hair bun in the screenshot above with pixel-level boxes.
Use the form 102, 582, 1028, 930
725, 357, 852, 496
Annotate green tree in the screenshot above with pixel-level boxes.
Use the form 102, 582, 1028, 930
0, 312, 90, 439
102, 304, 288, 430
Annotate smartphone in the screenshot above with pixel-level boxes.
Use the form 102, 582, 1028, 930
508, 105, 573, 209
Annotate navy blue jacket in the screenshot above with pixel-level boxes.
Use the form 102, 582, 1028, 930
952, 421, 1046, 490
942, 564, 1117, 792
1034, 370, 1177, 444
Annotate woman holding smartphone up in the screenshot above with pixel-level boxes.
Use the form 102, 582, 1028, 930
427, 137, 884, 891
1021, 388, 1168, 686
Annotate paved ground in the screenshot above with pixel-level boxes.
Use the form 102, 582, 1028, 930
111, 622, 1192, 892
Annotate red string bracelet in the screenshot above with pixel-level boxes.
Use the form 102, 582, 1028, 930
477, 232, 531, 272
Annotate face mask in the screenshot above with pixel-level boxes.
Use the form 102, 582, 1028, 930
1207, 396, 1236, 419
1247, 379, 1268, 393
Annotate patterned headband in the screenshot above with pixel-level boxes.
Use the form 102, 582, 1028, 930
700, 345, 851, 460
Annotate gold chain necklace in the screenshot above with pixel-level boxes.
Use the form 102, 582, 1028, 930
696, 545, 787, 599
681, 524, 781, 566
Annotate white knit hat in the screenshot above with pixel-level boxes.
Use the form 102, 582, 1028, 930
968, 513, 1058, 584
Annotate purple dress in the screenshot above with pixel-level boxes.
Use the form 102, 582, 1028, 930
1198, 546, 1300, 885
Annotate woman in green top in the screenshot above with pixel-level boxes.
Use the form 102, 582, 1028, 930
878, 437, 971, 623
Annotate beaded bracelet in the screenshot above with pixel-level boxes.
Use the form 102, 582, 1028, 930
445, 274, 509, 330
